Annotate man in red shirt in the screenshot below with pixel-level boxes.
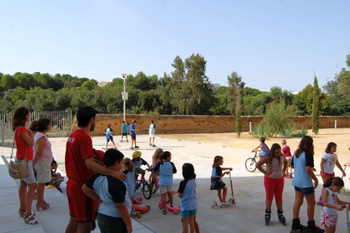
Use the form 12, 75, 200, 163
65, 106, 126, 233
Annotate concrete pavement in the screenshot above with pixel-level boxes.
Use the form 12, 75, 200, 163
1, 134, 350, 233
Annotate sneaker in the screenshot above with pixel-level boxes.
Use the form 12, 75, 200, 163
135, 146, 139, 149
120, 140, 123, 142
46, 184, 55, 189
162, 209, 167, 215
127, 140, 129, 142
149, 143, 152, 146
130, 147, 134, 149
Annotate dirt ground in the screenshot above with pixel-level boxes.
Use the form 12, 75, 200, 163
159, 128, 350, 164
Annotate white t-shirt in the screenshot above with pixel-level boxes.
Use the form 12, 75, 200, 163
322, 153, 338, 174
323, 188, 338, 215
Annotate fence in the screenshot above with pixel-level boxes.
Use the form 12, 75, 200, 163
0, 110, 73, 147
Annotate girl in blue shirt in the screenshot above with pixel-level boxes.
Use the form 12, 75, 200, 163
210, 155, 232, 205
178, 163, 199, 233
153, 151, 177, 215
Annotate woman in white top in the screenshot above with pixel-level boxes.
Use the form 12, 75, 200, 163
33, 118, 53, 211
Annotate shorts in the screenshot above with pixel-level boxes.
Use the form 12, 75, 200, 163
16, 158, 36, 184
107, 136, 114, 142
181, 209, 197, 218
135, 168, 145, 177
66, 179, 96, 222
160, 185, 172, 194
210, 177, 225, 190
259, 152, 268, 158
131, 134, 136, 140
149, 133, 155, 138
320, 171, 335, 179
97, 213, 127, 233
294, 186, 315, 196
122, 133, 127, 136
320, 209, 338, 228
34, 161, 52, 183
286, 157, 292, 167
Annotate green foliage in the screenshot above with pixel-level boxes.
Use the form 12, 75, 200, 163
290, 126, 308, 137
250, 124, 269, 139
312, 76, 320, 134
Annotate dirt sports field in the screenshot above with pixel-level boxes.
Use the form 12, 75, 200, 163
159, 128, 350, 164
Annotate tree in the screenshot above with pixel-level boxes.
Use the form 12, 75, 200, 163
235, 85, 242, 137
312, 76, 320, 134
226, 72, 245, 114
0, 74, 16, 90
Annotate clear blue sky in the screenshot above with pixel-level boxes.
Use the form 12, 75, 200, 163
0, 0, 349, 92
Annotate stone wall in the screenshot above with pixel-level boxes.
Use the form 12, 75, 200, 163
73, 114, 350, 136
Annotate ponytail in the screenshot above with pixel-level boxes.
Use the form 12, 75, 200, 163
323, 176, 344, 188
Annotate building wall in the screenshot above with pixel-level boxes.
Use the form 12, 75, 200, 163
74, 114, 350, 136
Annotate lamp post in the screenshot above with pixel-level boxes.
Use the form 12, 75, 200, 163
121, 74, 127, 121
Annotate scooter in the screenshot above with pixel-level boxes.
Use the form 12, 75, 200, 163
211, 170, 235, 208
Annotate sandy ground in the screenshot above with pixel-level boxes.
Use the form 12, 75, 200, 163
159, 128, 350, 164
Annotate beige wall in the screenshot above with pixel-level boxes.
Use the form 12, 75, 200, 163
73, 114, 350, 136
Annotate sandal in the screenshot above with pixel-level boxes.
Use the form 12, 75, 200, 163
36, 201, 50, 211
24, 214, 39, 225
18, 209, 26, 217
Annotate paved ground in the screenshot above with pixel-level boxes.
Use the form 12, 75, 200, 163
1, 134, 350, 233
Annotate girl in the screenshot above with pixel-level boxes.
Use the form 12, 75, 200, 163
153, 151, 177, 215
12, 107, 38, 225
210, 155, 232, 205
150, 148, 163, 193
291, 136, 321, 233
252, 137, 270, 160
317, 142, 346, 206
33, 118, 53, 211
320, 177, 350, 233
122, 158, 137, 203
178, 163, 199, 233
257, 143, 288, 225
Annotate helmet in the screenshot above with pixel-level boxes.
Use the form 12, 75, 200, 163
132, 151, 142, 159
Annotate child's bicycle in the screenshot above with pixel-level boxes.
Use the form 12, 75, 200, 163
245, 150, 266, 172
135, 170, 152, 200
145, 168, 160, 199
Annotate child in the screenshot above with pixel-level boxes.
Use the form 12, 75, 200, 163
132, 151, 150, 181
178, 163, 199, 233
104, 123, 116, 149
252, 137, 270, 160
82, 149, 132, 233
150, 148, 163, 193
320, 177, 350, 233
120, 121, 129, 143
210, 155, 232, 205
281, 139, 293, 177
123, 158, 137, 203
317, 142, 346, 206
148, 120, 156, 147
153, 151, 177, 215
46, 159, 64, 192
291, 136, 322, 233
257, 143, 288, 225
129, 120, 139, 149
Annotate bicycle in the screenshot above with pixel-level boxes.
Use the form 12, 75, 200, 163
245, 150, 266, 172
135, 169, 152, 200
148, 168, 160, 197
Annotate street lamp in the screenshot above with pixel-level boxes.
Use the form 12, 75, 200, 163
121, 74, 128, 122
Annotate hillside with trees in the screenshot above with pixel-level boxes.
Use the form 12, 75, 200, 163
0, 53, 349, 116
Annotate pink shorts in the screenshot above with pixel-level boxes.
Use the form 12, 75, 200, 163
320, 209, 338, 228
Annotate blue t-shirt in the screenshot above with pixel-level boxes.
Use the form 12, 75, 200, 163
124, 170, 136, 199
178, 179, 197, 212
130, 124, 136, 135
291, 150, 314, 188
85, 174, 132, 218
154, 161, 177, 186
105, 128, 113, 139
122, 124, 127, 134
149, 124, 155, 135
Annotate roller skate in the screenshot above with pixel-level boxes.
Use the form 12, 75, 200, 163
277, 209, 286, 226
265, 209, 271, 225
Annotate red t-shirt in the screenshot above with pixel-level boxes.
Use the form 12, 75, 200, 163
15, 126, 34, 160
282, 145, 292, 158
65, 129, 95, 185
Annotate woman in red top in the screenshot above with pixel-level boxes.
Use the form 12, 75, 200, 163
12, 107, 38, 225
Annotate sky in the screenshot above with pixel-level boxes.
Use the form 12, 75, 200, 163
0, 0, 349, 93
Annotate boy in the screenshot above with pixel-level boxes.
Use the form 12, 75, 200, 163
120, 121, 129, 143
104, 123, 116, 149
82, 149, 132, 233
129, 120, 139, 149
149, 120, 156, 147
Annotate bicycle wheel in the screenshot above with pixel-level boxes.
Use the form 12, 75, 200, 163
245, 157, 256, 172
142, 181, 152, 200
